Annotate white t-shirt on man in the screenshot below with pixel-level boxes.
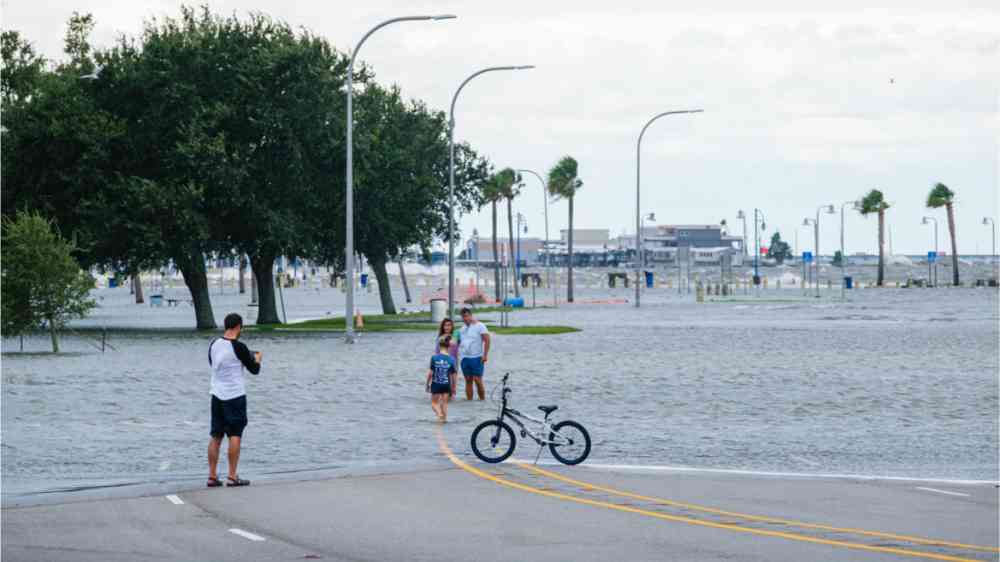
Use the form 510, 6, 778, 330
458, 321, 489, 358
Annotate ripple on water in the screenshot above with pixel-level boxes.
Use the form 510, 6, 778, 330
1, 288, 997, 493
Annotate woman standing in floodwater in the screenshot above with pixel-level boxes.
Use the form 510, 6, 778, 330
436, 318, 459, 362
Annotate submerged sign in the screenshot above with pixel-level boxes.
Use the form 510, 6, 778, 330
928, 251, 937, 263
802, 251, 813, 263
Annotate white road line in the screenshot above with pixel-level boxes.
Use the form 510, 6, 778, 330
915, 487, 971, 497
165, 494, 184, 505
229, 528, 266, 542
515, 459, 996, 486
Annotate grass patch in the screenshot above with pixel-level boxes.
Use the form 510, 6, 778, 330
250, 307, 578, 336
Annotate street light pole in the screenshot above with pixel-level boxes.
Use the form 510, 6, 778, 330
635, 109, 703, 308
518, 169, 552, 306
753, 209, 766, 293
471, 228, 481, 296
736, 210, 747, 259
641, 212, 656, 271
515, 213, 527, 293
813, 204, 834, 298
448, 65, 534, 320
345, 14, 455, 343
922, 216, 938, 286
840, 200, 859, 300
984, 217, 996, 282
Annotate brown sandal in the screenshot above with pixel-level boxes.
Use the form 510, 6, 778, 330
206, 477, 223, 487
226, 476, 250, 487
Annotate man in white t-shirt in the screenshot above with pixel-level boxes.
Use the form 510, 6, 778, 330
458, 307, 491, 400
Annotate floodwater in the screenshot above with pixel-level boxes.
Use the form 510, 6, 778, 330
2, 284, 997, 500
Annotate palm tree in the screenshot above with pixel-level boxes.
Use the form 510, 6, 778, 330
481, 174, 506, 303
495, 168, 522, 297
547, 156, 583, 302
926, 182, 960, 286
859, 189, 890, 286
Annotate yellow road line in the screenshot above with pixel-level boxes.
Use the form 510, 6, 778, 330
435, 431, 981, 562
515, 462, 999, 554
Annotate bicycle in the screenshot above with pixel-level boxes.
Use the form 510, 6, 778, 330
470, 373, 591, 465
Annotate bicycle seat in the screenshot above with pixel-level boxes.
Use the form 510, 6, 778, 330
538, 405, 558, 415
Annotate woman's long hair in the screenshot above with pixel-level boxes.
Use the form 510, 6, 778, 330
438, 318, 454, 338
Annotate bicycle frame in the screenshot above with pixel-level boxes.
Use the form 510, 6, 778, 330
494, 376, 572, 447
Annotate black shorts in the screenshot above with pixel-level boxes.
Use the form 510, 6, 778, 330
430, 382, 452, 395
211, 395, 247, 438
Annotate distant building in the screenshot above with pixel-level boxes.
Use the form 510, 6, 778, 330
543, 229, 624, 267
461, 237, 543, 266
541, 225, 742, 266
456, 225, 745, 268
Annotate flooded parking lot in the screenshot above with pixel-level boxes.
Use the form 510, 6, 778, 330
2, 285, 997, 499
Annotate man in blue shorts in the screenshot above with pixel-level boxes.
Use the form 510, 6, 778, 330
458, 307, 491, 400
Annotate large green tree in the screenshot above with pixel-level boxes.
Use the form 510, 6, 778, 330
350, 83, 490, 314
1, 212, 96, 352
2, 17, 128, 270
926, 183, 960, 286
1, 30, 46, 102
859, 189, 890, 287
547, 156, 583, 302
93, 8, 351, 326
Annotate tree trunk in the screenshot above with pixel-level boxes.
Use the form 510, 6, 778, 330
48, 315, 59, 353
371, 254, 397, 315
238, 255, 247, 294
491, 200, 501, 303
946, 202, 959, 286
398, 258, 412, 303
567, 194, 575, 302
133, 274, 144, 304
177, 253, 217, 329
507, 197, 519, 297
877, 209, 885, 287
249, 254, 280, 324
251, 268, 258, 304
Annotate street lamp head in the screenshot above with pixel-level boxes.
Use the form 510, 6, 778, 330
736, 210, 745, 219
472, 228, 479, 237
645, 212, 656, 222
803, 218, 813, 226
514, 65, 536, 70
430, 14, 457, 20
984, 217, 993, 225
823, 204, 835, 214
921, 216, 931, 225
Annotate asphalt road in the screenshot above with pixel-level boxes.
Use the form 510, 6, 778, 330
3, 438, 997, 562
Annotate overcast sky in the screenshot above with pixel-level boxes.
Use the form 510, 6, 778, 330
4, 0, 998, 254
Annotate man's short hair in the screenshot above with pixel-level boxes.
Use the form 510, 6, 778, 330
224, 313, 243, 330
460, 307, 472, 316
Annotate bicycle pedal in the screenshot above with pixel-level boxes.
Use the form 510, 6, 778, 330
520, 430, 527, 438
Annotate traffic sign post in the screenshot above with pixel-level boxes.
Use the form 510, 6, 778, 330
927, 251, 937, 286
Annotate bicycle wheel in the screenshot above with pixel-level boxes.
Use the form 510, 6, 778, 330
548, 420, 591, 465
470, 420, 516, 464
